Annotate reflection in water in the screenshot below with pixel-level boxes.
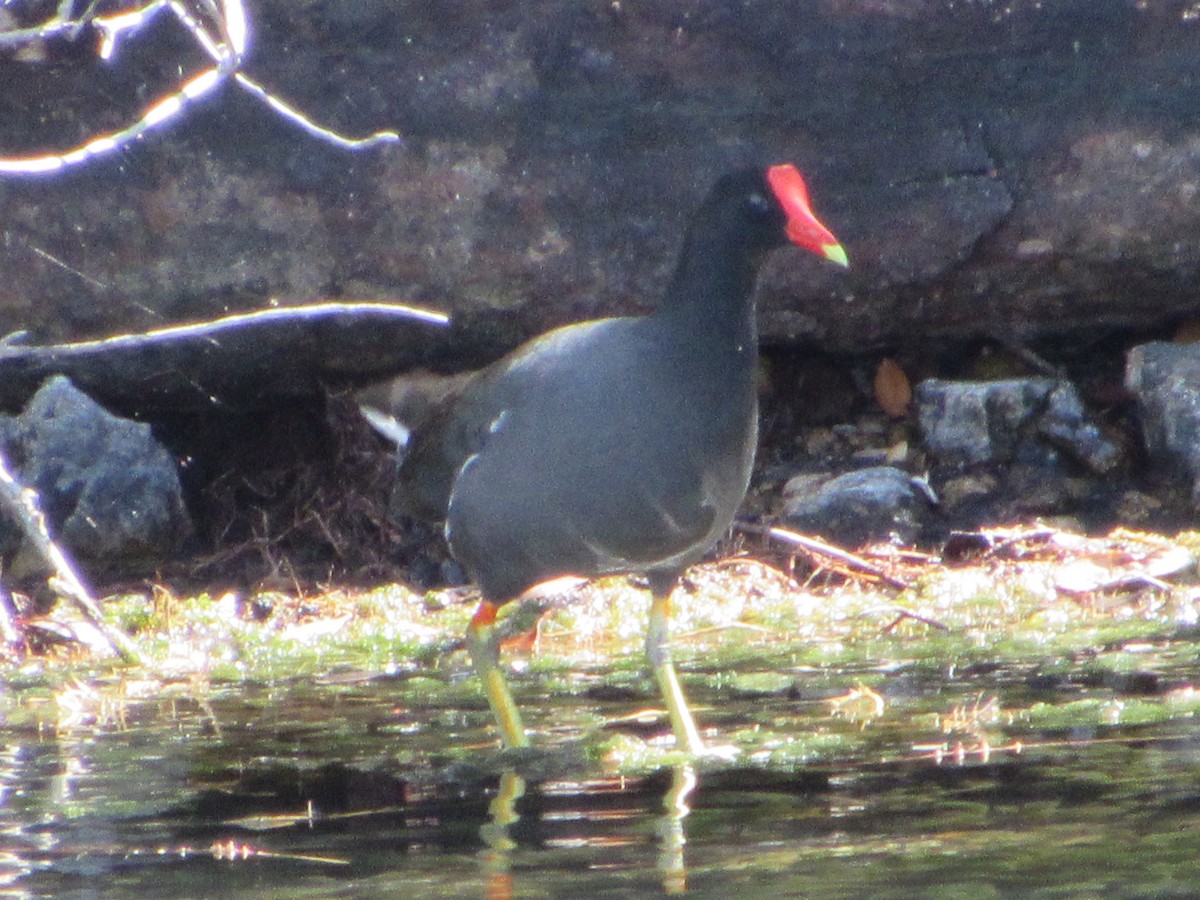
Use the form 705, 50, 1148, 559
475, 763, 696, 897
478, 765, 696, 896
5, 681, 1200, 896
479, 769, 525, 900
657, 765, 697, 894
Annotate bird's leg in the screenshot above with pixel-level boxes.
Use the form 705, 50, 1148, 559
466, 600, 530, 749
646, 585, 706, 755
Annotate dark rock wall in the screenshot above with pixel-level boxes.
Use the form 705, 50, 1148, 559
1, 0, 1198, 367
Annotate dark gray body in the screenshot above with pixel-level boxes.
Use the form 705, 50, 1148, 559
395, 169, 790, 604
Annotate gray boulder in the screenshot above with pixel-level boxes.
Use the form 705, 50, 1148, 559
2, 1, 1200, 369
781, 466, 933, 547
915, 378, 1121, 473
1126, 342, 1200, 503
0, 377, 194, 578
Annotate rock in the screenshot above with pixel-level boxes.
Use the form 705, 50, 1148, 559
0, 2, 1199, 367
937, 472, 999, 510
915, 378, 1121, 473
916, 378, 1055, 467
1037, 382, 1124, 475
0, 377, 194, 579
913, 377, 1131, 531
1125, 342, 1200, 503
780, 466, 933, 547
1113, 489, 1164, 526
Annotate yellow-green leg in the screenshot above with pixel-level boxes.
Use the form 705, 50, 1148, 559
467, 600, 530, 749
647, 587, 706, 755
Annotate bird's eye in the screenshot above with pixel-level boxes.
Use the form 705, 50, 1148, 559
747, 191, 771, 214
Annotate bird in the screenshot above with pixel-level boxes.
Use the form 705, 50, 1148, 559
361, 163, 848, 753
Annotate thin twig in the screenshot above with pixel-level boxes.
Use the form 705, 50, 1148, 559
0, 448, 140, 663
0, 584, 19, 647
875, 606, 950, 632
673, 621, 778, 643
741, 523, 914, 590
0, 0, 96, 47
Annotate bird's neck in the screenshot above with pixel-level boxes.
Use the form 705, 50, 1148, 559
658, 233, 764, 349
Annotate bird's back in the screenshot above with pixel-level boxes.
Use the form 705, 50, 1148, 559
398, 313, 758, 602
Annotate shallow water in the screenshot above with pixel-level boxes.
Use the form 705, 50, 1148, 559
4, 661, 1200, 899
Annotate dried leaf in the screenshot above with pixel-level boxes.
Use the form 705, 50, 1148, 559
1173, 319, 1200, 344
874, 357, 912, 418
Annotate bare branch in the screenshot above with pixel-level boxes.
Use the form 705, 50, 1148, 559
0, 447, 141, 662
0, 0, 401, 176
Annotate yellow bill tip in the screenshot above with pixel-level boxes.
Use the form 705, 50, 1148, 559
823, 242, 850, 268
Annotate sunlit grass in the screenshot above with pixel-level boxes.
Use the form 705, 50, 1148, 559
3, 528, 1200, 771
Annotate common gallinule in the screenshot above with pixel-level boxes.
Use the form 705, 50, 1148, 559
366, 164, 847, 752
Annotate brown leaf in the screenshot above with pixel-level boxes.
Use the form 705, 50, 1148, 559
1173, 319, 1200, 344
874, 357, 912, 418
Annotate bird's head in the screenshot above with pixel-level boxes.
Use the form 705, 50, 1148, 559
708, 164, 849, 267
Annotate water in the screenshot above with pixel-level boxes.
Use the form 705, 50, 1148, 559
4, 668, 1200, 898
